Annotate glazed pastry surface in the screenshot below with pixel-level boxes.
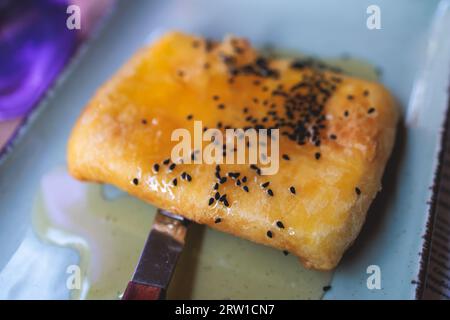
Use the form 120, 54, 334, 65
68, 32, 398, 270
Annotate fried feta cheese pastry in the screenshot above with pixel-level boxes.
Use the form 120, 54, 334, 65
67, 32, 398, 270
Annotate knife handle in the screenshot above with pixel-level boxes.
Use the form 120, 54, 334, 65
122, 281, 166, 300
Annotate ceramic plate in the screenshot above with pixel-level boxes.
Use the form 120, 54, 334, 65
0, 0, 450, 299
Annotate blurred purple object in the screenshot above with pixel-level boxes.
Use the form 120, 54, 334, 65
0, 0, 77, 120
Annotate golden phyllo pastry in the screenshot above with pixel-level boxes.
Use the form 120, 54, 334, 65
68, 32, 398, 270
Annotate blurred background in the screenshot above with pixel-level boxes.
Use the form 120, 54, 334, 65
0, 0, 115, 149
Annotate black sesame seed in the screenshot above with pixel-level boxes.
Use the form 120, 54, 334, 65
220, 177, 227, 184
242, 176, 247, 183
355, 187, 361, 195
315, 152, 321, 160
215, 171, 221, 179
276, 221, 285, 229
323, 285, 332, 292
132, 178, 139, 186
347, 95, 354, 100
228, 172, 240, 179
208, 198, 214, 206
186, 114, 193, 120
236, 179, 241, 186
261, 181, 270, 188
163, 158, 170, 165
214, 217, 222, 223
215, 192, 220, 200
223, 199, 230, 207
234, 46, 244, 54
363, 90, 369, 97
219, 194, 227, 202
266, 230, 273, 238
153, 164, 160, 173
172, 178, 177, 186
141, 119, 147, 124
256, 168, 262, 175
368, 107, 376, 114
169, 163, 176, 171
205, 39, 215, 52
290, 186, 296, 194
213, 95, 219, 100
181, 172, 187, 180
344, 110, 349, 117
213, 183, 219, 190
283, 250, 289, 256
282, 154, 290, 161
186, 174, 192, 182
267, 189, 274, 197
329, 134, 337, 140
215, 165, 221, 172
217, 103, 225, 109
243, 186, 249, 192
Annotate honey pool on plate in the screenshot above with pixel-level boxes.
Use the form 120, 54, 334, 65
32, 57, 378, 299
33, 167, 331, 299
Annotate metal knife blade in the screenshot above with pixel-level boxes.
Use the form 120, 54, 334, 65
122, 209, 190, 300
